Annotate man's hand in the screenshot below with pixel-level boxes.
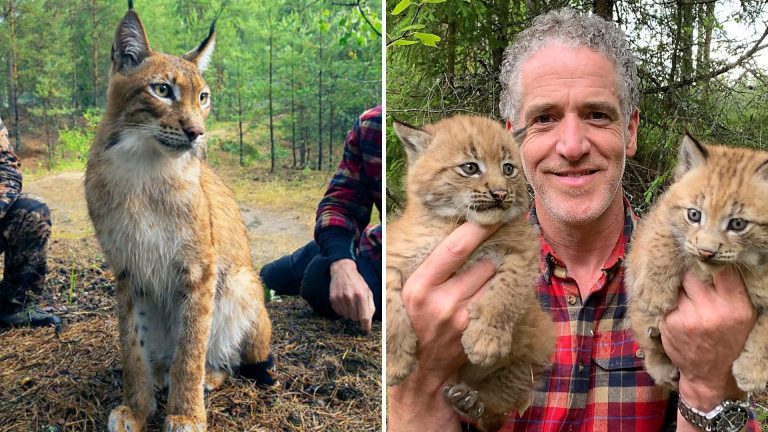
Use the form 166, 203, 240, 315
329, 258, 375, 333
388, 222, 499, 432
660, 267, 756, 429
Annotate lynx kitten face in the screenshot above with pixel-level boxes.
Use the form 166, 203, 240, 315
394, 116, 529, 225
627, 133, 768, 393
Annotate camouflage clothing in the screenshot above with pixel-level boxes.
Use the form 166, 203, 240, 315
0, 118, 51, 314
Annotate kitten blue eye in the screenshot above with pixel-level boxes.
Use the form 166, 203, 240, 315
728, 218, 748, 232
503, 163, 517, 177
460, 162, 480, 175
687, 208, 701, 223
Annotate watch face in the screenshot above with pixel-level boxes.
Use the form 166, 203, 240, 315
715, 406, 748, 432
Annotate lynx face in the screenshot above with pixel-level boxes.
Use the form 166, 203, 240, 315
665, 136, 768, 271
394, 116, 528, 225
105, 5, 215, 157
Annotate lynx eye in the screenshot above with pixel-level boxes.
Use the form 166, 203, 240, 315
151, 83, 172, 99
460, 162, 480, 176
200, 92, 210, 106
686, 208, 701, 223
502, 163, 517, 177
728, 218, 748, 232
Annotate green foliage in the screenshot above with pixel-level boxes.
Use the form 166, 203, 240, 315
387, 0, 445, 48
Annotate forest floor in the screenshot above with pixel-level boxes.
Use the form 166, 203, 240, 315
0, 133, 382, 431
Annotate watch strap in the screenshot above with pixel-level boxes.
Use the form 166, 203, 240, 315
678, 397, 750, 432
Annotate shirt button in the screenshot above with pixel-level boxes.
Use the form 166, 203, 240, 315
567, 295, 577, 305
578, 362, 584, 373
636, 348, 645, 359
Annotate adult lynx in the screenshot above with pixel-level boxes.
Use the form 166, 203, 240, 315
387, 116, 554, 432
85, 3, 272, 431
627, 134, 768, 393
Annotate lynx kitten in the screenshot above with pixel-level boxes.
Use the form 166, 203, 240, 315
387, 116, 554, 431
627, 133, 768, 392
85, 3, 272, 431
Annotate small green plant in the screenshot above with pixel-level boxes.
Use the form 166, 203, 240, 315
68, 256, 77, 304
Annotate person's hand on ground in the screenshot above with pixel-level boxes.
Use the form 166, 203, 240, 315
329, 258, 375, 333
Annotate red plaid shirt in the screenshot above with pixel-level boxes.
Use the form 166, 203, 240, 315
467, 199, 759, 432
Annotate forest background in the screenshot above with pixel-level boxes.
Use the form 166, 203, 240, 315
386, 0, 768, 215
0, 0, 382, 173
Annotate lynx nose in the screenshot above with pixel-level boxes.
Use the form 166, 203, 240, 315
697, 247, 717, 259
489, 188, 507, 202
183, 126, 204, 142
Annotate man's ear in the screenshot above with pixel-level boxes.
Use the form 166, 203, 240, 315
182, 12, 220, 72
392, 119, 432, 167
626, 108, 639, 157
674, 132, 709, 181
112, 1, 152, 74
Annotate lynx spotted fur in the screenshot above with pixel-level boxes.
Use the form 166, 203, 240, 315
387, 116, 554, 432
85, 4, 272, 431
627, 134, 768, 392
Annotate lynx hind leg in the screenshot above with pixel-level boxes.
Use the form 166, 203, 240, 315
629, 306, 679, 389
462, 260, 534, 367
204, 369, 230, 391
239, 300, 276, 386
109, 284, 156, 432
386, 268, 418, 386
732, 311, 768, 393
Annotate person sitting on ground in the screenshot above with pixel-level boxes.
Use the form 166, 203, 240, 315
260, 105, 382, 334
0, 115, 61, 331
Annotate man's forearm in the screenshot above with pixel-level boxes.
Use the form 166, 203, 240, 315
388, 370, 460, 432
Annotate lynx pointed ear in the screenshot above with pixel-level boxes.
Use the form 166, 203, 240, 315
392, 119, 432, 166
756, 159, 768, 182
674, 132, 709, 181
183, 12, 220, 72
111, 3, 151, 74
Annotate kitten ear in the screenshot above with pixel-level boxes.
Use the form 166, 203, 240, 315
755, 159, 768, 181
111, 1, 152, 74
392, 119, 432, 166
674, 132, 709, 181
183, 12, 221, 72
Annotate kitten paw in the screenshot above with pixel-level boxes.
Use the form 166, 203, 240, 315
386, 352, 417, 386
733, 356, 768, 393
646, 361, 679, 390
164, 415, 206, 432
462, 325, 511, 367
107, 405, 144, 432
444, 383, 485, 419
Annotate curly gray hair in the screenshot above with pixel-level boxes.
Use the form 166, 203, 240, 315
499, 8, 639, 124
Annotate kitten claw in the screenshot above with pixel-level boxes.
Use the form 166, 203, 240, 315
444, 383, 485, 419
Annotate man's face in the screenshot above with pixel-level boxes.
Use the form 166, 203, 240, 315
514, 44, 638, 226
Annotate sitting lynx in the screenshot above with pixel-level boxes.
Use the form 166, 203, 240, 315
627, 134, 768, 392
85, 3, 272, 431
387, 116, 554, 432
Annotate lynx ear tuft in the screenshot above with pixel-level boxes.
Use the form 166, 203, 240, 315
674, 132, 709, 181
112, 6, 151, 74
183, 10, 221, 72
392, 119, 433, 167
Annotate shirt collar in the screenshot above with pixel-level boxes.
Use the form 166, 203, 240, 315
529, 196, 635, 281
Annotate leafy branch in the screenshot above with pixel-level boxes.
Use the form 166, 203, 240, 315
386, 0, 445, 48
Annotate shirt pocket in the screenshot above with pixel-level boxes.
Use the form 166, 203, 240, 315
592, 326, 645, 371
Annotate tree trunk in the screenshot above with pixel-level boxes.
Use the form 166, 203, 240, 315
268, 16, 275, 173
291, 63, 296, 168
238, 91, 244, 166
8, 0, 21, 151
327, 73, 334, 168
317, 30, 323, 171
679, 0, 694, 81
91, 0, 99, 107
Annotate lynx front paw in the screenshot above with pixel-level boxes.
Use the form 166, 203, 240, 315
164, 415, 206, 432
646, 361, 680, 390
733, 355, 768, 394
108, 405, 144, 432
444, 383, 485, 419
462, 323, 511, 367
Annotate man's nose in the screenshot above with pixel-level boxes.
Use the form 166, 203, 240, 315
556, 114, 590, 161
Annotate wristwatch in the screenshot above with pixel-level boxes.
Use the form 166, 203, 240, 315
678, 397, 750, 432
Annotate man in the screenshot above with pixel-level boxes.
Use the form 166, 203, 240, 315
260, 105, 381, 333
388, 9, 757, 432
0, 115, 61, 331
